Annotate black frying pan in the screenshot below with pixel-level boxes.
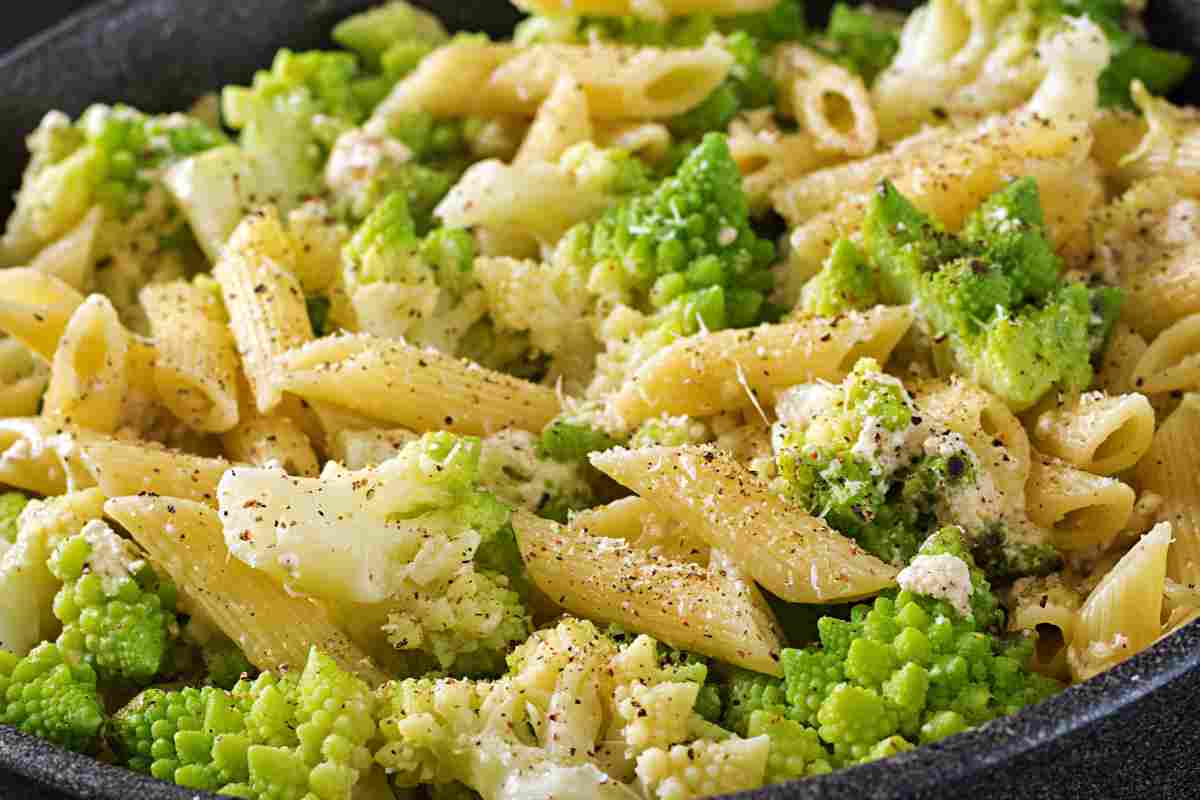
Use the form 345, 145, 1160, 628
1, 1, 1199, 798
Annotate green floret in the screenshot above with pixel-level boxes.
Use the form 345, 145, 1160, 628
477, 430, 596, 525
800, 239, 880, 316
861, 178, 1120, 410
110, 648, 377, 799
775, 359, 973, 566
719, 668, 789, 737
819, 4, 902, 84
0, 493, 28, 545
631, 414, 712, 449
332, 1, 448, 70
342, 192, 486, 355
539, 403, 626, 463
48, 524, 179, 686
587, 133, 776, 321
0, 643, 104, 752
780, 580, 1059, 765
202, 640, 256, 691
914, 527, 1004, 631
748, 710, 834, 783
1, 105, 226, 263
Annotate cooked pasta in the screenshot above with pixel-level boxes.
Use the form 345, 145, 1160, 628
0, 0, 1197, 794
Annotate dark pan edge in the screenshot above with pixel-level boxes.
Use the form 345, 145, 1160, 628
0, 0, 1199, 798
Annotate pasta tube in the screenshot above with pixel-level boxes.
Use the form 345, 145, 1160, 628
513, 509, 784, 676
275, 333, 561, 436
104, 495, 387, 685
591, 445, 898, 603
80, 439, 234, 507
611, 306, 914, 428
1032, 392, 1155, 476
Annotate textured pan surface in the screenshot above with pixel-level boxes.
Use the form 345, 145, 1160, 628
0, 1, 1199, 798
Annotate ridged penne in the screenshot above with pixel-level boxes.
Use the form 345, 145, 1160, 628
610, 306, 914, 428
42, 295, 129, 434
1135, 396, 1200, 586
1131, 313, 1200, 394
0, 268, 86, 361
275, 333, 561, 436
590, 445, 898, 603
1118, 81, 1200, 196
1095, 324, 1149, 396
141, 281, 241, 433
80, 438, 234, 507
104, 495, 386, 684
214, 212, 315, 414
1008, 575, 1083, 681
221, 410, 320, 477
1068, 522, 1171, 681
512, 509, 784, 676
372, 39, 731, 123
1026, 453, 1135, 552
774, 45, 877, 157
515, 74, 592, 166
594, 120, 673, 163
0, 417, 98, 495
572, 495, 709, 566
1032, 392, 1155, 476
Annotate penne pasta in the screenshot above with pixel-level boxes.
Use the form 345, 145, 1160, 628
1032, 392, 1155, 476
590, 445, 898, 603
0, 268, 86, 362
42, 294, 129, 434
1131, 313, 1200, 395
330, 427, 418, 470
1026, 453, 1135, 552
512, 509, 784, 676
220, 409, 320, 477
214, 211, 315, 414
0, 417, 97, 496
774, 45, 878, 157
29, 205, 102, 290
515, 75, 593, 166
611, 306, 914, 428
275, 333, 561, 436
1135, 395, 1200, 586
1008, 575, 1083, 681
104, 495, 387, 685
1095, 324, 1149, 397
1068, 522, 1171, 681
141, 281, 241, 433
80, 438, 234, 507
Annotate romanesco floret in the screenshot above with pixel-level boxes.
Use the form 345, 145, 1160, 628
110, 648, 377, 799
635, 736, 771, 800
332, 1, 449, 71
585, 133, 776, 326
1, 105, 225, 264
48, 520, 179, 685
773, 359, 974, 566
1040, 0, 1192, 108
669, 32, 776, 140
0, 643, 104, 753
218, 432, 532, 677
540, 403, 627, 464
477, 429, 595, 524
0, 492, 29, 546
202, 639, 257, 691
779, 531, 1058, 765
855, 178, 1121, 410
816, 4, 902, 84
343, 192, 488, 356
746, 711, 834, 782
719, 668, 789, 737
799, 238, 880, 317
630, 415, 713, 449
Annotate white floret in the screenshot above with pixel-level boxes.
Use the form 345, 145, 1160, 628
897, 553, 975, 618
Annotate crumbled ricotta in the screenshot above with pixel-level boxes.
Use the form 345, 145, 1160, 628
324, 128, 412, 195
80, 519, 138, 583
897, 553, 974, 618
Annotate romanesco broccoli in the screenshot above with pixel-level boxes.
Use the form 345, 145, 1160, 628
332, 1, 449, 71
586, 133, 776, 323
477, 429, 595, 524
778, 529, 1057, 765
799, 238, 880, 317
855, 178, 1120, 410
818, 4, 902, 84
218, 432, 532, 677
0, 643, 104, 752
48, 521, 179, 685
109, 648, 377, 799
1, 105, 225, 264
540, 402, 626, 463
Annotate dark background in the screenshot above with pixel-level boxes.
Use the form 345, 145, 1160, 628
4, 2, 96, 53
